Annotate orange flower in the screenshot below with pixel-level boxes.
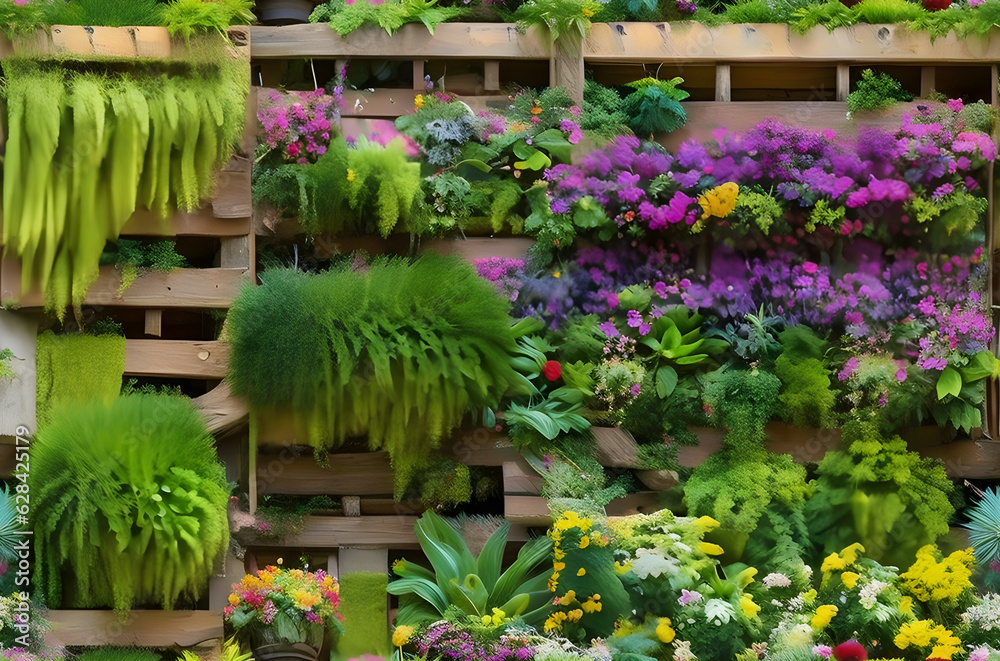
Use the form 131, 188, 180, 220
530, 105, 543, 115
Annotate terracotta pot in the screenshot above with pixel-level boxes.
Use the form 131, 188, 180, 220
253, 643, 320, 661
258, 0, 314, 25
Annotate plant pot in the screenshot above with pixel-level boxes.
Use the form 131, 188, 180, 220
253, 643, 320, 661
258, 0, 314, 25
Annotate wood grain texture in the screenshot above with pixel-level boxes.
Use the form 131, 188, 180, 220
281, 515, 420, 548
503, 459, 543, 495
257, 452, 395, 496
193, 381, 248, 435
45, 610, 222, 648
124, 340, 229, 379
249, 23, 550, 59
122, 207, 250, 237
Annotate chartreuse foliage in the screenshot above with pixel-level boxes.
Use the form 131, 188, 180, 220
30, 394, 229, 619
774, 326, 835, 428
389, 511, 554, 626
180, 639, 252, 661
35, 330, 125, 428
685, 369, 812, 570
227, 254, 526, 495
338, 572, 390, 658
804, 419, 955, 568
163, 0, 255, 40
1, 54, 247, 319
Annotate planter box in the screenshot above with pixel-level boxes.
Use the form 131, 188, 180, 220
45, 609, 222, 648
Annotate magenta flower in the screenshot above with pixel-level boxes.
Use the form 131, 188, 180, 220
813, 646, 833, 659
678, 589, 703, 606
895, 368, 908, 383
599, 321, 619, 339
838, 357, 860, 381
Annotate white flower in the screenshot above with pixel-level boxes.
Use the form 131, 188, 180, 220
858, 580, 889, 610
673, 640, 697, 661
631, 549, 678, 579
763, 572, 792, 588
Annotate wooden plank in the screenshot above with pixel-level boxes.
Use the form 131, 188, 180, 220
212, 156, 253, 219
921, 439, 1000, 479
0, 443, 16, 479
359, 498, 426, 516
257, 452, 395, 496
0, 310, 37, 436
836, 63, 850, 101
484, 60, 501, 91
249, 23, 551, 60
193, 381, 248, 435
144, 309, 163, 337
123, 340, 229, 379
584, 23, 1000, 63
715, 63, 731, 102
592, 426, 640, 468
45, 610, 222, 648
505, 492, 664, 527
220, 236, 251, 270
123, 206, 250, 237
921, 66, 936, 97
503, 459, 542, 495
281, 515, 419, 548
420, 237, 534, 262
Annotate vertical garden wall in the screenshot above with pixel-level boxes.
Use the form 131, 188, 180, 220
2, 3, 1000, 661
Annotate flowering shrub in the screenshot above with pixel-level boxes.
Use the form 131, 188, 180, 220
258, 89, 341, 164
224, 566, 345, 649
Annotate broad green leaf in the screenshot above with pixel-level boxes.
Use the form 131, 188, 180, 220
674, 353, 709, 365
455, 158, 491, 173
655, 366, 678, 399
476, 521, 510, 592
386, 577, 449, 614
961, 350, 996, 382
490, 536, 553, 608
661, 322, 683, 351
531, 128, 573, 163
514, 148, 551, 171
936, 366, 962, 400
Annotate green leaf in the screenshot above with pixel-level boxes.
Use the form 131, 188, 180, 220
960, 350, 996, 383
661, 322, 683, 352
455, 158, 491, 173
514, 149, 552, 172
936, 366, 963, 400
476, 522, 510, 592
531, 128, 572, 163
655, 366, 678, 399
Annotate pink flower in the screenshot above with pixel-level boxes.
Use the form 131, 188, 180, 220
895, 368, 907, 383
802, 261, 818, 274
969, 649, 989, 661
13, 0, 31, 6
947, 98, 964, 112
630, 383, 641, 397
678, 589, 703, 606
813, 646, 833, 659
838, 357, 860, 382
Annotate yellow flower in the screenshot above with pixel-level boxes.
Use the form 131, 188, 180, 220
554, 561, 566, 572
414, 94, 424, 109
581, 6, 594, 16
277, 557, 283, 565
811, 605, 838, 630
579, 535, 590, 549
227, 593, 240, 607
392, 558, 407, 573
553, 271, 561, 278
347, 169, 355, 182
556, 590, 577, 606
577, 567, 586, 576
293, 589, 320, 609
697, 182, 739, 220
802, 589, 817, 604
544, 611, 567, 631
694, 516, 721, 530
481, 607, 506, 626
900, 596, 913, 615
656, 617, 676, 643
566, 608, 583, 622
901, 545, 975, 603
841, 571, 860, 589
699, 542, 725, 556
740, 594, 761, 619
582, 595, 602, 613
289, 569, 304, 579
392, 625, 413, 647
614, 560, 632, 575
548, 572, 559, 592
554, 548, 566, 560
530, 105, 543, 115
821, 552, 846, 573
840, 543, 865, 565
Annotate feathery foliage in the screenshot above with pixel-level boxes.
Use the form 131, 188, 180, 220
621, 77, 689, 137
963, 487, 1000, 566
164, 0, 255, 40
789, 0, 856, 33
52, 0, 165, 27
227, 254, 524, 493
774, 326, 835, 428
846, 68, 913, 113
35, 330, 125, 428
514, 0, 602, 55
1, 55, 247, 319
852, 0, 926, 24
0, 0, 60, 39
581, 79, 631, 143
30, 394, 229, 619
311, 0, 466, 36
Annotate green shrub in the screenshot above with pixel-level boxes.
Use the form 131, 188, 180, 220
337, 572, 390, 658
74, 650, 160, 661
773, 326, 835, 428
227, 254, 525, 495
851, 0, 926, 25
621, 77, 689, 137
52, 0, 165, 27
35, 331, 125, 428
164, 0, 255, 40
846, 68, 913, 113
30, 394, 229, 618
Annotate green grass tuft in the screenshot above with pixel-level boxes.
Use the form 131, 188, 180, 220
336, 572, 390, 659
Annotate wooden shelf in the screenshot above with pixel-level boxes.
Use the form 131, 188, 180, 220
45, 609, 222, 648
249, 23, 550, 60
281, 515, 420, 548
124, 339, 229, 379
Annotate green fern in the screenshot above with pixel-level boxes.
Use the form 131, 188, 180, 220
30, 394, 229, 619
164, 0, 255, 40
789, 0, 857, 34
846, 68, 913, 113
513, 0, 602, 55
318, 0, 466, 37
851, 0, 927, 25
227, 254, 525, 496
621, 77, 689, 137
52, 0, 165, 26
35, 330, 125, 428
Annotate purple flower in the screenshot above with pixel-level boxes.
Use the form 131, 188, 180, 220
895, 368, 908, 383
630, 383, 642, 397
638, 322, 651, 335
626, 310, 643, 328
838, 357, 860, 381
919, 356, 948, 370
599, 321, 620, 339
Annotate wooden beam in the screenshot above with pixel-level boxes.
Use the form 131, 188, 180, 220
192, 381, 248, 435
281, 516, 419, 548
249, 23, 551, 60
257, 452, 395, 496
123, 340, 229, 379
122, 207, 250, 237
920, 66, 936, 97
836, 63, 850, 101
503, 459, 542, 495
45, 610, 222, 648
212, 156, 252, 219
715, 63, 731, 102
484, 60, 501, 91
144, 309, 163, 337
505, 492, 664, 527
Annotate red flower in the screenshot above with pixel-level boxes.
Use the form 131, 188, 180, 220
924, 0, 952, 9
832, 640, 867, 661
542, 360, 562, 381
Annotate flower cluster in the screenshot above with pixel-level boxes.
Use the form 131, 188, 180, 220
412, 620, 536, 661
900, 545, 976, 604
475, 257, 525, 302
258, 89, 341, 164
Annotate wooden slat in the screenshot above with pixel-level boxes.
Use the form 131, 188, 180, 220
0, 444, 16, 479
281, 515, 419, 548
45, 610, 222, 648
124, 340, 229, 379
585, 23, 1000, 63
249, 23, 551, 59
212, 156, 253, 219
257, 452, 395, 496
505, 492, 664, 526
77, 267, 246, 308
715, 63, 731, 102
122, 206, 250, 237
503, 459, 542, 495
193, 381, 248, 435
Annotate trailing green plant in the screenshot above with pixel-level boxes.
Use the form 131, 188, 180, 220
310, 0, 466, 37
963, 487, 1000, 567
35, 330, 125, 428
685, 368, 812, 570
514, 0, 602, 55
164, 0, 255, 40
227, 254, 526, 496
51, 0, 166, 27
253, 136, 427, 237
1, 56, 247, 319
846, 68, 914, 113
30, 394, 229, 619
621, 77, 689, 137
74, 650, 161, 661
100, 239, 188, 296
338, 572, 391, 659
803, 418, 955, 568
773, 326, 835, 428
398, 456, 474, 510
388, 511, 554, 626
0, 0, 59, 39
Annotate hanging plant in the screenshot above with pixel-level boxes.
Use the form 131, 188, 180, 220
1, 53, 247, 320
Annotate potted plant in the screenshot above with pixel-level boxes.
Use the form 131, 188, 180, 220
224, 565, 346, 661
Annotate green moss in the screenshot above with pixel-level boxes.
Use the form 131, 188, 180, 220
774, 326, 834, 428
74, 649, 161, 661
336, 572, 390, 659
35, 330, 125, 428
